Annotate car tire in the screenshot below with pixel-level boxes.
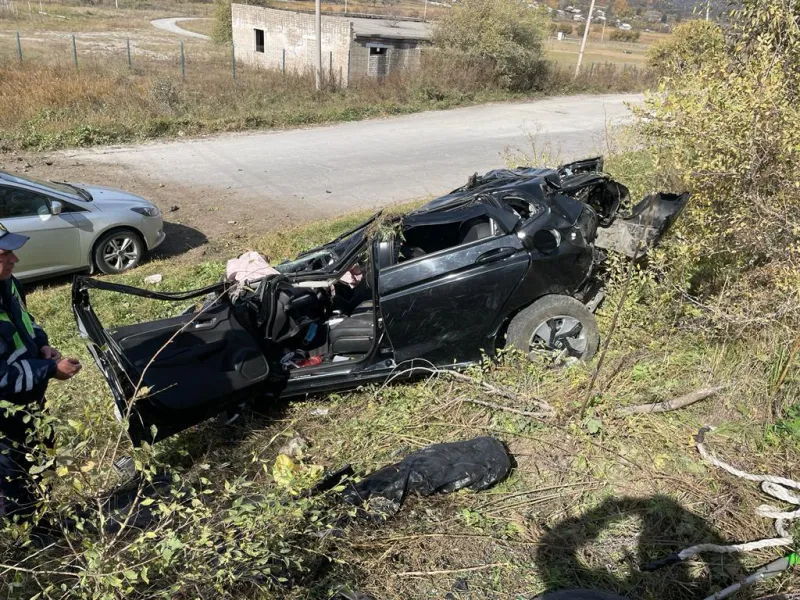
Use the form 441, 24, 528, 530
93, 229, 145, 275
506, 295, 600, 361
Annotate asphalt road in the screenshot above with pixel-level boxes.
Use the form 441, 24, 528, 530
150, 17, 211, 40
67, 94, 641, 216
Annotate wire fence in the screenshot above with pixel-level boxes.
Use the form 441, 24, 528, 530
2, 29, 239, 79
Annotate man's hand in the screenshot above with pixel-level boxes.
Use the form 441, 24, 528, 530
55, 358, 81, 381
41, 345, 62, 361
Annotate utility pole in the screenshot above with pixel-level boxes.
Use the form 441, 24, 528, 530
315, 0, 322, 90
575, 0, 596, 77
423, 0, 428, 21
600, 18, 606, 42
705, 0, 710, 20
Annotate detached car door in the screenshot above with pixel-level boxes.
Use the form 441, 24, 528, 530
379, 232, 529, 365
0, 184, 81, 279
73, 278, 273, 445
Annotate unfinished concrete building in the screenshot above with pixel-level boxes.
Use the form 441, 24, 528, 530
231, 4, 431, 85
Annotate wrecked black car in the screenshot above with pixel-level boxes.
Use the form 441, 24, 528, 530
72, 157, 688, 445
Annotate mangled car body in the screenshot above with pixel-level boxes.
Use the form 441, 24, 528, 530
72, 157, 688, 445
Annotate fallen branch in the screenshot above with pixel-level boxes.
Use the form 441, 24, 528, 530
445, 370, 554, 413
460, 397, 551, 419
394, 562, 510, 577
615, 386, 724, 417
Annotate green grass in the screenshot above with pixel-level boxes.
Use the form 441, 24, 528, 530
10, 182, 800, 598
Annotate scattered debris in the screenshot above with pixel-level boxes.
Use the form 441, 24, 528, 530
278, 436, 309, 459
226, 251, 279, 284
168, 205, 180, 212
615, 386, 724, 416
461, 397, 551, 419
646, 426, 800, 600
143, 274, 163, 285
310, 407, 330, 417
342, 436, 511, 516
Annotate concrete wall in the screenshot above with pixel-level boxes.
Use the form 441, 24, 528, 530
232, 4, 353, 84
348, 37, 422, 80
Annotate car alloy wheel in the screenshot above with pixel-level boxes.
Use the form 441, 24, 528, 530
102, 235, 140, 272
530, 315, 587, 359
506, 295, 600, 361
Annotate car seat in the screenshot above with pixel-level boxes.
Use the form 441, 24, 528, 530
328, 301, 375, 356
459, 218, 493, 243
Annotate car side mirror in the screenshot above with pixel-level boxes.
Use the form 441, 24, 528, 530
50, 200, 63, 216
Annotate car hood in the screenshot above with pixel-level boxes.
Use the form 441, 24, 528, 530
74, 184, 155, 209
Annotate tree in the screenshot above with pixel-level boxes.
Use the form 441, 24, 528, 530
432, 0, 549, 91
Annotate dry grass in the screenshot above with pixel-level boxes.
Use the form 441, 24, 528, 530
0, 50, 649, 151
174, 16, 213, 36
546, 38, 650, 68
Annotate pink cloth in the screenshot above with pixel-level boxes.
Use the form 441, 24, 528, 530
340, 265, 364, 289
226, 251, 279, 284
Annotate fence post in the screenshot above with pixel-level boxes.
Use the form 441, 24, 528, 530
126, 38, 132, 67
329, 50, 332, 78
72, 34, 78, 69
231, 42, 236, 80
15, 31, 22, 63
282, 48, 286, 74
589, 62, 594, 76
180, 40, 185, 78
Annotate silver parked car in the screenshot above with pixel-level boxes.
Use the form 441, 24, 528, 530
0, 170, 165, 282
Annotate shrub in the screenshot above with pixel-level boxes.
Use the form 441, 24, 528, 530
647, 20, 725, 78
640, 0, 800, 327
555, 23, 574, 35
609, 29, 640, 42
432, 0, 550, 91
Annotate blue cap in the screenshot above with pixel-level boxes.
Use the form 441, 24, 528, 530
0, 223, 29, 251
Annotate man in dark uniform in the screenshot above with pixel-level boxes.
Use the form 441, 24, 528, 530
0, 224, 81, 519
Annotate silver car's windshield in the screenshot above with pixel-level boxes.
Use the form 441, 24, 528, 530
0, 170, 87, 201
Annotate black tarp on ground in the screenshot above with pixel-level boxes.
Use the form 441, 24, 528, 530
342, 436, 511, 516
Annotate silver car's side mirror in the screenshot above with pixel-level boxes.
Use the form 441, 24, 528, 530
50, 200, 63, 215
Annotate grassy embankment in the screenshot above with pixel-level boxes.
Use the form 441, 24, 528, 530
12, 149, 800, 599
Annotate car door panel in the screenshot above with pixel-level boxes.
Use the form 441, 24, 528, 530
109, 301, 271, 443
379, 235, 529, 364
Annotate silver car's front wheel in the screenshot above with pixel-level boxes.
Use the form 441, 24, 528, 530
94, 230, 144, 275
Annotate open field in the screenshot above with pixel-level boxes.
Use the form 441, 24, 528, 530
174, 15, 213, 36
6, 149, 799, 597
544, 30, 664, 68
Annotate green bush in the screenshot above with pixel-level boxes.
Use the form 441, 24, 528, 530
640, 0, 800, 327
647, 20, 725, 78
554, 23, 574, 35
432, 0, 550, 91
609, 29, 640, 42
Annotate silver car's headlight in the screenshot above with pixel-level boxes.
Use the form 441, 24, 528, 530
131, 206, 160, 217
